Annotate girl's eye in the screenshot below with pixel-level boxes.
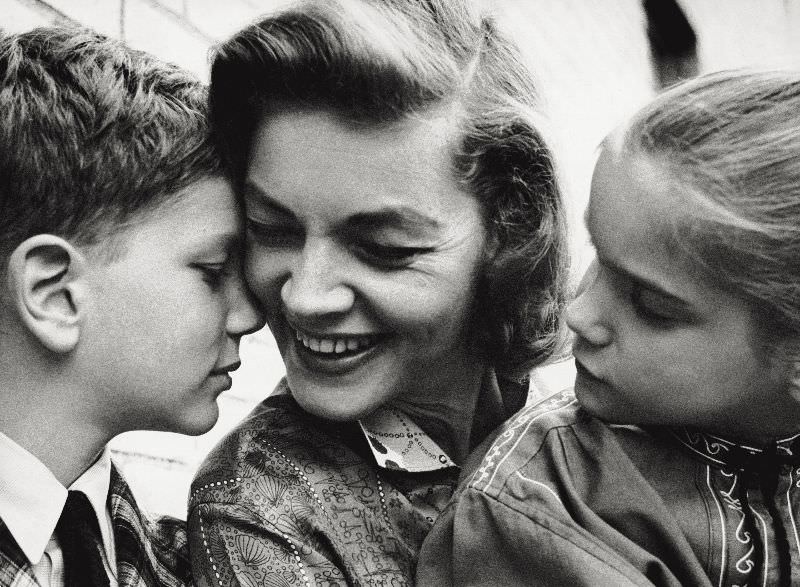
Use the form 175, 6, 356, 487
630, 286, 676, 326
246, 218, 302, 247
352, 242, 431, 268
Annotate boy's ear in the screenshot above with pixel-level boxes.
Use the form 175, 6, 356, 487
6, 235, 89, 354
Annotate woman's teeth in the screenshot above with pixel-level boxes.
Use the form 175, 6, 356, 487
295, 331, 374, 355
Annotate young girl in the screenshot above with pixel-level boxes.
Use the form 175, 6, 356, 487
417, 69, 800, 587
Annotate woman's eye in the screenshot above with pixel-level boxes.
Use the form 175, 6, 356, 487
353, 242, 430, 268
246, 218, 302, 247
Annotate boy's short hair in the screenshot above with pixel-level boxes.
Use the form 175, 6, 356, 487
0, 26, 222, 263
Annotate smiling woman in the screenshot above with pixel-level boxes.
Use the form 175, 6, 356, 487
244, 110, 489, 432
187, 0, 570, 585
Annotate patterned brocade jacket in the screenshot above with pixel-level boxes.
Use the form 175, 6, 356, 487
418, 391, 800, 587
188, 376, 522, 587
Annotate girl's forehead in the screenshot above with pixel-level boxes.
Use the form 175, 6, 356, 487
589, 147, 679, 231
587, 147, 708, 284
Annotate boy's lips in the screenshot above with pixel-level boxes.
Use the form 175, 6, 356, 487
211, 361, 241, 376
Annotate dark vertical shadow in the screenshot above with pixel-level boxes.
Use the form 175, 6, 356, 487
643, 0, 698, 89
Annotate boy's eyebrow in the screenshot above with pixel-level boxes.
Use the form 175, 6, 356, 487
197, 232, 243, 257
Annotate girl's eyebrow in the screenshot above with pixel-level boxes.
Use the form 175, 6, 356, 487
599, 253, 691, 309
583, 208, 691, 309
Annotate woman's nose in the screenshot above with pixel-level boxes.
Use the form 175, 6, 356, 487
280, 241, 354, 318
565, 260, 612, 348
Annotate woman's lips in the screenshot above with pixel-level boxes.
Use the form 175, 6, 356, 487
294, 330, 380, 356
284, 325, 388, 376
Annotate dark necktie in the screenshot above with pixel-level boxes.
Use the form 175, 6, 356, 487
54, 490, 111, 587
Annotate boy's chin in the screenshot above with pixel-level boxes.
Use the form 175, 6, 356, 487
158, 405, 221, 437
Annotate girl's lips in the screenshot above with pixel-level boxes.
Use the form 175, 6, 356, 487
574, 359, 602, 383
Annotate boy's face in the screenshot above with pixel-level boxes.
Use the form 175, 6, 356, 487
566, 147, 794, 442
77, 177, 262, 436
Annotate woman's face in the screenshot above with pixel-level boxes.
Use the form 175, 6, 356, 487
244, 110, 488, 421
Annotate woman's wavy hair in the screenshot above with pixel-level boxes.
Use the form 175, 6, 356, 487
209, 0, 570, 380
619, 69, 800, 362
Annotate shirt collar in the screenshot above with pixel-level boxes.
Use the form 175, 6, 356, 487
70, 447, 115, 568
358, 407, 457, 472
0, 432, 113, 566
666, 427, 800, 470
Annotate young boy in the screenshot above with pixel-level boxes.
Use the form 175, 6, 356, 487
0, 27, 263, 586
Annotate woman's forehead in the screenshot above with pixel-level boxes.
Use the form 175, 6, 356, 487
245, 109, 476, 222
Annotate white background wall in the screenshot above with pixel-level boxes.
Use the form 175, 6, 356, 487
3, 0, 800, 518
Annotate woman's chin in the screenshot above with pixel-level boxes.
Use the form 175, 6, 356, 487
287, 375, 384, 422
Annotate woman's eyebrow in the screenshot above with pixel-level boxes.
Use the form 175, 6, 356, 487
345, 207, 441, 233
243, 180, 294, 218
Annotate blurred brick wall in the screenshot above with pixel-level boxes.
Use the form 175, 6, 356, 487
3, 0, 800, 517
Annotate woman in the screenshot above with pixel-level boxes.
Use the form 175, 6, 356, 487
188, 0, 569, 584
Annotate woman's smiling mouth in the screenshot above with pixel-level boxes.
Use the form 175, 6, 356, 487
294, 330, 378, 356
286, 325, 389, 375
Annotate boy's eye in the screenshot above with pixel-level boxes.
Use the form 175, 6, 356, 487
195, 263, 229, 289
351, 241, 431, 269
246, 218, 302, 247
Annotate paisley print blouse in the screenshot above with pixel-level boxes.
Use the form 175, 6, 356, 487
188, 376, 519, 587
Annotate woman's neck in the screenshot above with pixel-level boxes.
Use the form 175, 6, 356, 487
392, 360, 491, 466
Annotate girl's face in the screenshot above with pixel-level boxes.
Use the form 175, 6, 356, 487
567, 147, 796, 442
243, 110, 488, 421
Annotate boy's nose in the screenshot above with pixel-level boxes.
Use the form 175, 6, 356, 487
565, 260, 613, 348
229, 276, 266, 337
280, 241, 354, 318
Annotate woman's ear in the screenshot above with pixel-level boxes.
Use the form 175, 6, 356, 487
6, 235, 88, 354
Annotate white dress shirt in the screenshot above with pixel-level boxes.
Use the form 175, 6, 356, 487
0, 432, 118, 587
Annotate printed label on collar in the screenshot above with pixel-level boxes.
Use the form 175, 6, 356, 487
358, 408, 457, 473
